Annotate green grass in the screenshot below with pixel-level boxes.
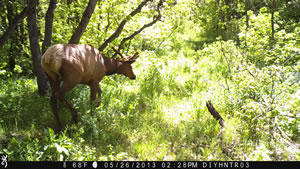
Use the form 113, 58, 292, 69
0, 42, 299, 161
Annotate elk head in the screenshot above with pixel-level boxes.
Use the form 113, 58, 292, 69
112, 47, 139, 80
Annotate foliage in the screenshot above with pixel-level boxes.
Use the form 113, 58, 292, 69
0, 0, 299, 161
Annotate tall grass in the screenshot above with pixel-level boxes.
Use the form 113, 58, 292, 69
0, 41, 299, 160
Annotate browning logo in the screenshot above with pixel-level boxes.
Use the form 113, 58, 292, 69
0, 154, 7, 168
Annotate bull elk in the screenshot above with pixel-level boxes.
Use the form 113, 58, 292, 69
41, 44, 139, 130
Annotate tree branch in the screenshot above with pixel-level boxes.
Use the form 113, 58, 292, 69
69, 0, 98, 44
219, 40, 231, 73
0, 1, 32, 49
98, 0, 151, 51
118, 0, 163, 51
157, 25, 177, 50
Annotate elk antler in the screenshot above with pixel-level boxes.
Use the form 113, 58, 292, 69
112, 47, 125, 59
129, 52, 139, 61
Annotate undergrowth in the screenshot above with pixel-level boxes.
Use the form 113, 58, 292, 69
0, 39, 299, 160
0, 11, 299, 160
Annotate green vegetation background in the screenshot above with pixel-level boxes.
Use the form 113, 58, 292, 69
0, 0, 299, 160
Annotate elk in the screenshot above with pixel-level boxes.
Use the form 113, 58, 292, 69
41, 44, 139, 130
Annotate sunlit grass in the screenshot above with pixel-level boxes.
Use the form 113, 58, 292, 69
162, 99, 194, 125
1, 40, 299, 161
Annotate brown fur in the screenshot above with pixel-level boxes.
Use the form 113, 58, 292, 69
41, 44, 139, 130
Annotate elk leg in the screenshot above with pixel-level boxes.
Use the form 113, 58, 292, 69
96, 85, 102, 107
50, 94, 63, 130
90, 84, 96, 106
89, 84, 97, 112
47, 75, 63, 130
59, 81, 78, 123
90, 83, 101, 107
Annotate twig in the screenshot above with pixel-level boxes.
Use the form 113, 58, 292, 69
219, 40, 231, 73
276, 124, 292, 143
118, 0, 163, 51
98, 0, 151, 51
157, 25, 178, 50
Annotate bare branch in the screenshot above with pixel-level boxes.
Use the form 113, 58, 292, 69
0, 1, 33, 48
157, 25, 177, 50
118, 0, 163, 51
219, 40, 231, 73
98, 0, 151, 51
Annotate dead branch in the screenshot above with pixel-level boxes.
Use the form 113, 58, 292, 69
117, 0, 163, 51
219, 40, 231, 73
98, 0, 151, 51
206, 100, 225, 127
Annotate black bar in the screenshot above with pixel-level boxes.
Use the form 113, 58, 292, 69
1, 161, 299, 169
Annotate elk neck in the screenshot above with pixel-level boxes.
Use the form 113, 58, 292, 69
103, 55, 121, 76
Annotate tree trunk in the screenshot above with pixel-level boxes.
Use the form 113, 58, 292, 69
98, 0, 151, 51
245, 0, 250, 30
235, 0, 240, 45
6, 1, 16, 72
68, 0, 98, 44
270, 0, 276, 42
42, 0, 57, 54
27, 0, 48, 96
0, 3, 29, 49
